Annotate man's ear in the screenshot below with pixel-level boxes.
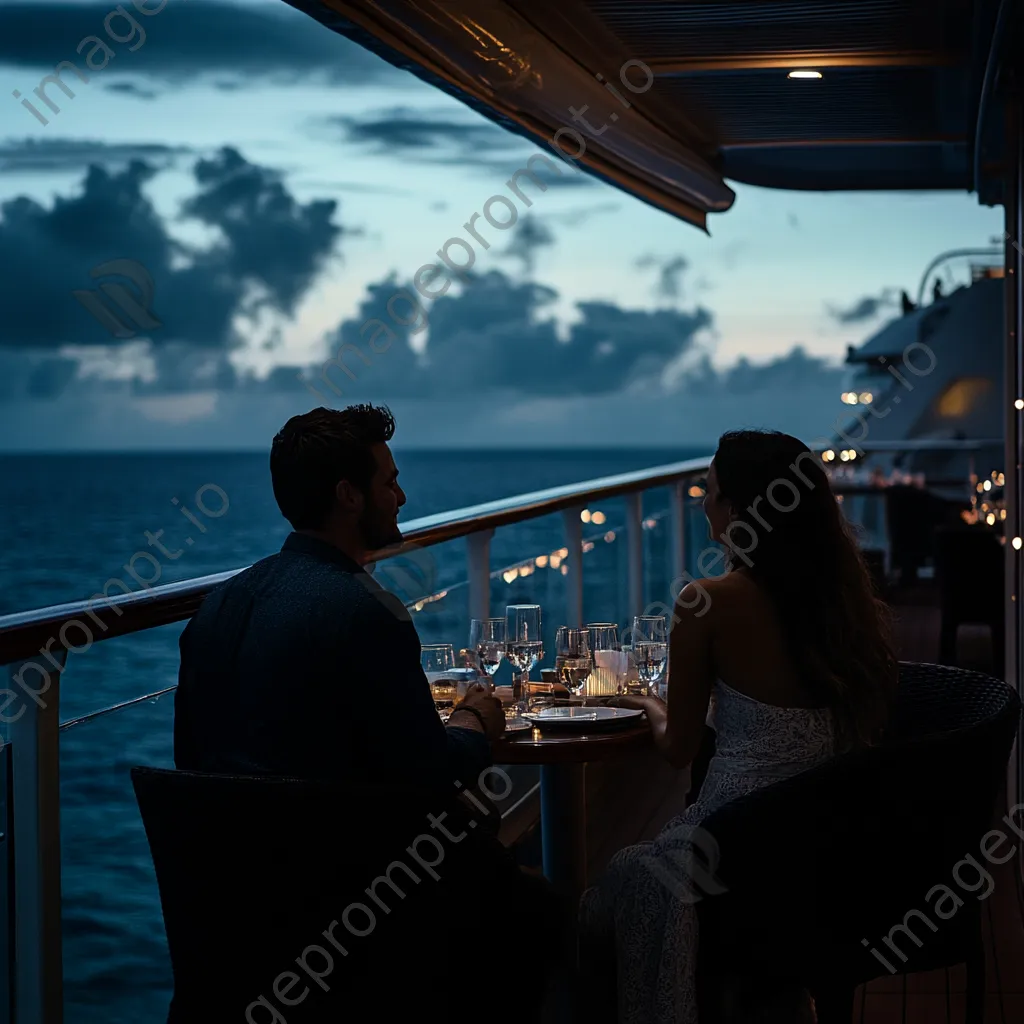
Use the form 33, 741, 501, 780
335, 479, 362, 513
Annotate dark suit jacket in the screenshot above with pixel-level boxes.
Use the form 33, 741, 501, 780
174, 532, 490, 789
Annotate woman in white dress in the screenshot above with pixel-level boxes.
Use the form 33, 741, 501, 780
580, 430, 898, 1024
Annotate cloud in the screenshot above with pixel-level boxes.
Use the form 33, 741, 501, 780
0, 1, 396, 83
326, 106, 516, 162
0, 137, 190, 174
102, 80, 158, 99
497, 215, 554, 276
322, 107, 596, 187
827, 289, 898, 324
306, 268, 713, 401
0, 146, 345, 353
680, 346, 844, 395
635, 253, 689, 301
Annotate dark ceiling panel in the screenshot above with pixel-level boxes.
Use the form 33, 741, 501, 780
659, 67, 964, 143
582, 0, 972, 62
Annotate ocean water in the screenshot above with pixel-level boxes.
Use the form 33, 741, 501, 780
0, 447, 709, 1023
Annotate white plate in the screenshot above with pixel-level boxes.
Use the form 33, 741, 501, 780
521, 706, 644, 731
502, 717, 532, 733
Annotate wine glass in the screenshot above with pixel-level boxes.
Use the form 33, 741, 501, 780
469, 618, 506, 680
555, 626, 592, 702
506, 604, 543, 714
421, 643, 457, 713
632, 615, 668, 696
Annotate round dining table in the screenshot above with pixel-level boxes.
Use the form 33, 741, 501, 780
492, 719, 652, 899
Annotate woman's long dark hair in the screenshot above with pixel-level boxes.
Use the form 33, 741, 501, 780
712, 430, 897, 750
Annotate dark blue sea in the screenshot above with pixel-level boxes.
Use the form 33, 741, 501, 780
0, 447, 710, 1023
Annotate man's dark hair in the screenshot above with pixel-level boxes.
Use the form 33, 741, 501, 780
270, 405, 396, 530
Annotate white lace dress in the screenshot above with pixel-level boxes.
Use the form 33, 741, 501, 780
578, 680, 836, 1024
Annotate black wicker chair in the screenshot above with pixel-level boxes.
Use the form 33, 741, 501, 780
131, 767, 561, 1024
696, 662, 1020, 1024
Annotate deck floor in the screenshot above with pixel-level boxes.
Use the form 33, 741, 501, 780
580, 587, 1024, 1022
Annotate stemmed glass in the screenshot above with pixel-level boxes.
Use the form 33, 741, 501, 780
469, 618, 506, 682
506, 604, 543, 714
632, 615, 668, 696
421, 643, 457, 713
555, 626, 593, 702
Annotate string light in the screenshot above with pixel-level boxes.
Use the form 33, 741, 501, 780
580, 509, 592, 523
1014, 537, 1022, 550
1016, 399, 1024, 410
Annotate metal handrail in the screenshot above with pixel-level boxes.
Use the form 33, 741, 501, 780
0, 455, 713, 663
0, 438, 998, 663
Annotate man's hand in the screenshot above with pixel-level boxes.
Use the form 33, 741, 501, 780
448, 683, 506, 740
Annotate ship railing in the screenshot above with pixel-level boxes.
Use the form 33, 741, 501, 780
0, 440, 994, 1024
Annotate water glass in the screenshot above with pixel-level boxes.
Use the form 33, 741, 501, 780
586, 622, 625, 696
632, 615, 668, 696
555, 626, 593, 701
506, 604, 543, 712
469, 617, 506, 677
421, 643, 458, 710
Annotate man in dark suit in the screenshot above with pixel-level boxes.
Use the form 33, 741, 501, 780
173, 404, 562, 1023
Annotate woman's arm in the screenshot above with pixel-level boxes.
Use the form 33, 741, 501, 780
614, 583, 716, 768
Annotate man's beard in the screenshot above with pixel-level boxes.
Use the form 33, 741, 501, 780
358, 502, 403, 552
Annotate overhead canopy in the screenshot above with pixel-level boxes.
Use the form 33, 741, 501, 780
285, 0, 1020, 226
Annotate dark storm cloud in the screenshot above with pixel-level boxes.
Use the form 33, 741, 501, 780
0, 1, 394, 83
827, 290, 897, 324
307, 269, 713, 400
0, 137, 190, 174
0, 147, 344, 351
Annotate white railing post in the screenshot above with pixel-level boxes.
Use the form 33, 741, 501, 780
625, 492, 644, 621
466, 530, 493, 623
8, 652, 66, 1024
670, 481, 688, 584
561, 507, 584, 626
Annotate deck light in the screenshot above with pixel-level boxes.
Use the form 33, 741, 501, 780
788, 70, 822, 79
1014, 537, 1022, 550
1016, 399, 1024, 410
